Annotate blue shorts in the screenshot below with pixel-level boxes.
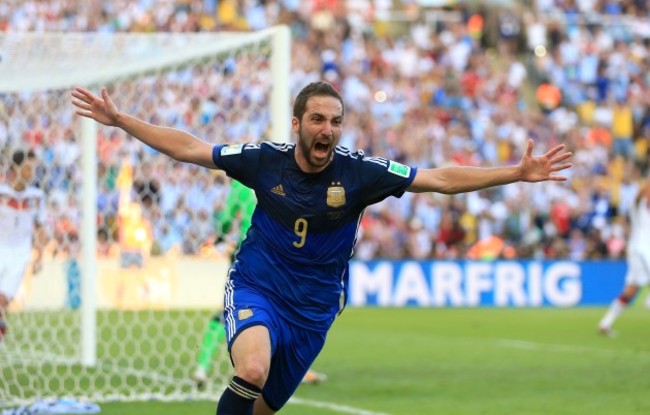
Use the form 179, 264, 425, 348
223, 280, 327, 411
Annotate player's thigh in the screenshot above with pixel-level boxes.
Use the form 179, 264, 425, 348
230, 324, 272, 375
262, 326, 327, 411
626, 253, 650, 286
224, 285, 279, 374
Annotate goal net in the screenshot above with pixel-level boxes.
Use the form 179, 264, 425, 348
0, 27, 290, 406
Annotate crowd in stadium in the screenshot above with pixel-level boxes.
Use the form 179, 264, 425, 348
1, 0, 649, 261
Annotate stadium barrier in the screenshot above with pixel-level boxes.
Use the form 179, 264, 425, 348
349, 260, 627, 308
15, 259, 625, 311
10, 258, 228, 312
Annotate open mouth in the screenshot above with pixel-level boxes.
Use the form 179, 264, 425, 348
314, 141, 331, 158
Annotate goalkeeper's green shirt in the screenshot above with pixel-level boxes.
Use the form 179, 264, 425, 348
218, 179, 256, 242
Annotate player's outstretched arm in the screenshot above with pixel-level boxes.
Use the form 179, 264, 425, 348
31, 223, 47, 275
71, 87, 216, 169
408, 139, 572, 194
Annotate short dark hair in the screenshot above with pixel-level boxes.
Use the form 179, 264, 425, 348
12, 149, 35, 166
292, 81, 344, 121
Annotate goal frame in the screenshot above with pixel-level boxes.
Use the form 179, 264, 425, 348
0, 26, 290, 402
70, 25, 291, 368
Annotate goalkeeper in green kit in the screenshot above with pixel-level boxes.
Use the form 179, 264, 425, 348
193, 180, 327, 389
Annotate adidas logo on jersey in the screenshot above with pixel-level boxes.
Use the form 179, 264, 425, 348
270, 184, 286, 196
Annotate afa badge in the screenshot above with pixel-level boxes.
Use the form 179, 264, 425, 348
327, 183, 346, 208
238, 309, 253, 320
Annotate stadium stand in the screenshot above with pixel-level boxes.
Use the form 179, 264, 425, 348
1, 0, 649, 261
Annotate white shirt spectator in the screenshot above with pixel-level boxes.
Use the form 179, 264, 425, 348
526, 19, 547, 51
448, 38, 472, 72
576, 0, 598, 13
0, 121, 7, 148
507, 60, 527, 89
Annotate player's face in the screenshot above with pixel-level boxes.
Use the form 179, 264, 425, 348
20, 159, 36, 185
293, 95, 343, 173
13, 158, 35, 190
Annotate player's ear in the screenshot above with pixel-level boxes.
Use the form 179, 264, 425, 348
291, 116, 300, 133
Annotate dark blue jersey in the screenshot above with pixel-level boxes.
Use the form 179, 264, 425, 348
212, 142, 417, 330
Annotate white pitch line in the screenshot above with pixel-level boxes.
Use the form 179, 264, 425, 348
289, 397, 390, 415
494, 338, 650, 357
497, 339, 589, 353
2, 350, 191, 386
4, 350, 391, 414
434, 335, 650, 358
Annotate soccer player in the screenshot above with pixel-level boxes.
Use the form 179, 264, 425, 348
71, 81, 572, 415
193, 180, 326, 389
598, 179, 650, 336
0, 149, 47, 342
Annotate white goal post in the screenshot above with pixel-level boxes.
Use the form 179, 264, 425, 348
0, 26, 290, 406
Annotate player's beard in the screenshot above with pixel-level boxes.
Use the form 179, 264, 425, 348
297, 125, 333, 172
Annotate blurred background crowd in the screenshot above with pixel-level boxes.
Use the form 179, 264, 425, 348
1, 0, 650, 262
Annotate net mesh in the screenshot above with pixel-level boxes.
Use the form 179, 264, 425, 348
0, 31, 276, 406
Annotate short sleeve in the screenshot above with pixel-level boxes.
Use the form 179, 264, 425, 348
358, 155, 417, 206
212, 144, 261, 188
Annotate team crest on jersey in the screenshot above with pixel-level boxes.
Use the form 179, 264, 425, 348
238, 309, 253, 320
221, 144, 244, 156
327, 183, 346, 208
270, 184, 286, 196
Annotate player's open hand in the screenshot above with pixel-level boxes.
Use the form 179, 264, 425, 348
519, 139, 572, 183
71, 87, 120, 127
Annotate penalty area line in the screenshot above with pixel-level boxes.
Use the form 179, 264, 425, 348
289, 397, 390, 415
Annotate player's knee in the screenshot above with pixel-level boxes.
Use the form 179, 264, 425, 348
621, 286, 640, 303
235, 359, 269, 387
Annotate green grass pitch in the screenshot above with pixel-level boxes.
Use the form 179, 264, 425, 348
8, 307, 650, 414
102, 307, 649, 415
